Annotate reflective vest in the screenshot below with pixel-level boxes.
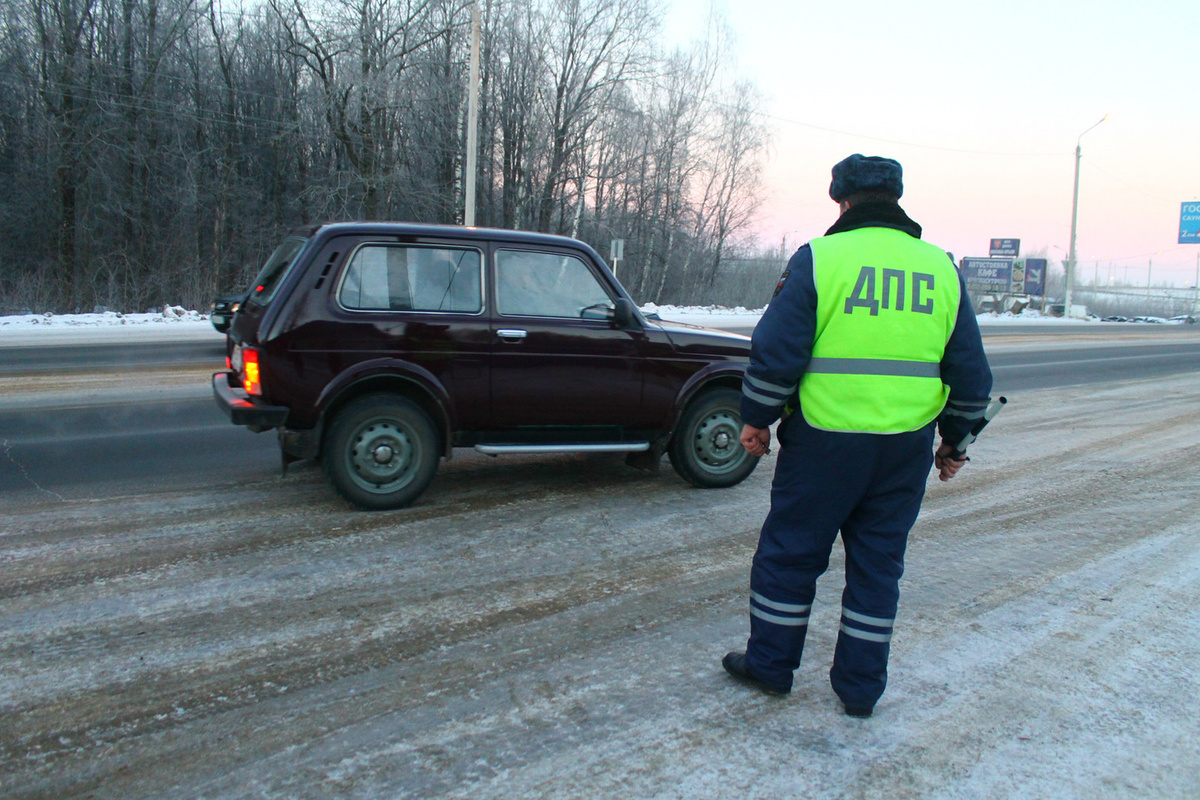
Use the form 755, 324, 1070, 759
801, 227, 960, 433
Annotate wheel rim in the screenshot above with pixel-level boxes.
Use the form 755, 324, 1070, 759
690, 409, 747, 475
345, 416, 422, 494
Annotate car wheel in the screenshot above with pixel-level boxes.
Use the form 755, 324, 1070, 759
668, 387, 758, 488
323, 394, 440, 510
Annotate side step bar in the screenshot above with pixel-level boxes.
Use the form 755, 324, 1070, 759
474, 443, 650, 455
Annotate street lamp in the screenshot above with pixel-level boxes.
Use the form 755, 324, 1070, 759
463, 0, 481, 227
1065, 115, 1108, 317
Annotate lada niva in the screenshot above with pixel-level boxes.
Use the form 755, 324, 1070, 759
213, 222, 757, 509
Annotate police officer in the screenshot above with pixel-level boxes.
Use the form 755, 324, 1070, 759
722, 154, 993, 717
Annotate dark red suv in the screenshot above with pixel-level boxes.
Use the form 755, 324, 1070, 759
213, 222, 757, 509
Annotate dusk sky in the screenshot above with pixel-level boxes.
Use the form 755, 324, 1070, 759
665, 0, 1200, 286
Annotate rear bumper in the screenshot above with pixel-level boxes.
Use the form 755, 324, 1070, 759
212, 371, 290, 428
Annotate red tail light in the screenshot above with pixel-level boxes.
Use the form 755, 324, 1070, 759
243, 347, 263, 396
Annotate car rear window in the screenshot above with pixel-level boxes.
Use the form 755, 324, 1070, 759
247, 237, 307, 305
338, 245, 483, 313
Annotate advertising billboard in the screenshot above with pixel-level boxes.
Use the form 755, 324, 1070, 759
1023, 258, 1047, 295
989, 238, 1020, 257
961, 257, 1014, 294
1180, 203, 1200, 244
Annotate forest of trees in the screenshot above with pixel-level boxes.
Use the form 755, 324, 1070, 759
0, 0, 776, 314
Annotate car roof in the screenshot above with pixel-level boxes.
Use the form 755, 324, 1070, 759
288, 221, 596, 252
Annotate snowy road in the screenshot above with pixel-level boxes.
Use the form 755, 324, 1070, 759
3, 347, 1200, 797
4, 329, 1200, 498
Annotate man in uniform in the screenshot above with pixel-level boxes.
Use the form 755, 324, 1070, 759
722, 154, 993, 717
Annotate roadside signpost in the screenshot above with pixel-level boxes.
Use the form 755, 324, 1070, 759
610, 238, 625, 276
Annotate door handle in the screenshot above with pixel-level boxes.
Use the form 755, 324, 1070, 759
497, 329, 527, 340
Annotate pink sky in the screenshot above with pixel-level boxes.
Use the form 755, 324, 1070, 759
666, 0, 1200, 285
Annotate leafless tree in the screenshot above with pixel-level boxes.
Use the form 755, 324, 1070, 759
0, 0, 770, 313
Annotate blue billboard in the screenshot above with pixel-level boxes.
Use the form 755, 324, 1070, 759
961, 257, 1014, 294
1181, 203, 1200, 244
1023, 258, 1047, 295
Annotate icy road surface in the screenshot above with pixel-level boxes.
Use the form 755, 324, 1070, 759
3, 373, 1200, 798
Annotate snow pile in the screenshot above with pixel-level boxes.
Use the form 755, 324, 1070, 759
642, 304, 765, 328
0, 307, 219, 344
0, 306, 209, 328
0, 303, 1106, 346
975, 309, 1090, 325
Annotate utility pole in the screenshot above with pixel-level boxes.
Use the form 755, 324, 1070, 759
1066, 115, 1107, 316
463, 1, 481, 227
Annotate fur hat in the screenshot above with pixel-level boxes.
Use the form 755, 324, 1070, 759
829, 154, 903, 202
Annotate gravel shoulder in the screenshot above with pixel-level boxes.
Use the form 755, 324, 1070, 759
3, 369, 1199, 798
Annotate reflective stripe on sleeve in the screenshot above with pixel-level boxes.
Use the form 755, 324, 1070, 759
942, 406, 987, 419
942, 399, 989, 419
742, 385, 789, 408
807, 357, 941, 379
744, 375, 799, 396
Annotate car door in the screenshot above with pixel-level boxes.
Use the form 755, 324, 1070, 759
488, 246, 646, 433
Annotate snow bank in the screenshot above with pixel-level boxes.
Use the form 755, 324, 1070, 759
0, 304, 1101, 346
974, 310, 1093, 326
0, 308, 221, 345
641, 304, 765, 328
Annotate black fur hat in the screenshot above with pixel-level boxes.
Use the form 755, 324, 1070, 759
829, 154, 903, 202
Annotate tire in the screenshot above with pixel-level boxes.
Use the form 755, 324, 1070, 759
668, 387, 759, 488
322, 393, 441, 510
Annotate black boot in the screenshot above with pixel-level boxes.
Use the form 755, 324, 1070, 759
841, 701, 873, 718
722, 651, 791, 695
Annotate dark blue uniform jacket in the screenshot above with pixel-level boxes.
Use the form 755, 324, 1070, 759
740, 202, 993, 445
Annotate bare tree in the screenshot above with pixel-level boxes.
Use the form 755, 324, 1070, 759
0, 0, 770, 313
533, 0, 657, 233
11, 0, 100, 308
696, 83, 766, 289
268, 0, 465, 220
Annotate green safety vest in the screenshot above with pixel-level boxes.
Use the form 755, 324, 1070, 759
801, 227, 960, 433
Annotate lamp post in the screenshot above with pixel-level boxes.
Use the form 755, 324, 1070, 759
463, 0, 481, 227
1065, 115, 1107, 317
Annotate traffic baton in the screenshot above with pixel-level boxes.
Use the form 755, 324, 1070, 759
949, 396, 1007, 460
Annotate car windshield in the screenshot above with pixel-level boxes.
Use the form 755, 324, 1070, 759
246, 237, 307, 305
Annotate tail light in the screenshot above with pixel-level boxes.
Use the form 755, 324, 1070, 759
243, 347, 263, 396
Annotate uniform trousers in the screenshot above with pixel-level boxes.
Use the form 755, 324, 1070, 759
745, 412, 935, 709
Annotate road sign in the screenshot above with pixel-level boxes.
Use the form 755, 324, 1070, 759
989, 238, 1020, 257
1023, 258, 1046, 295
1180, 203, 1200, 244
610, 238, 625, 276
961, 257, 1014, 294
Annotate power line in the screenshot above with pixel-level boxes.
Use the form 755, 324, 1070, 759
1082, 154, 1182, 205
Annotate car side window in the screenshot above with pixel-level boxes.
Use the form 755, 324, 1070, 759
496, 250, 612, 318
339, 245, 483, 313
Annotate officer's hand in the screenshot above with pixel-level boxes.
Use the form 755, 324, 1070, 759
740, 425, 771, 458
934, 441, 967, 481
